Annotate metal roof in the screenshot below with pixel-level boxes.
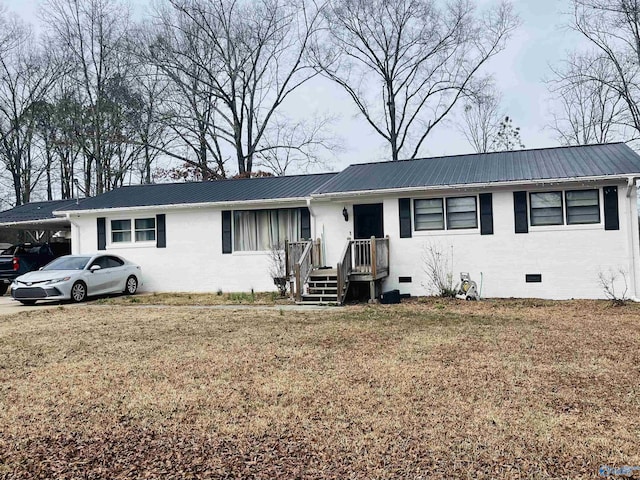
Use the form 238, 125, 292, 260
0, 199, 78, 227
59, 173, 338, 212
313, 143, 640, 195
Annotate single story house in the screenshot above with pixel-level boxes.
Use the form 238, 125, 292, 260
45, 142, 640, 301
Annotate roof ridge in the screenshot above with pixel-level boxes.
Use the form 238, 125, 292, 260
346, 142, 627, 168
111, 171, 339, 190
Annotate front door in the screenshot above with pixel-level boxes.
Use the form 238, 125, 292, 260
353, 203, 384, 239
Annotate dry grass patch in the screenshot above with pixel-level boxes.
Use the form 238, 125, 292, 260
0, 299, 639, 478
99, 291, 286, 306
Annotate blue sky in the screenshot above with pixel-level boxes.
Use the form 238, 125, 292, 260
1, 0, 588, 171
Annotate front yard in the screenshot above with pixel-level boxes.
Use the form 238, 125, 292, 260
0, 299, 639, 478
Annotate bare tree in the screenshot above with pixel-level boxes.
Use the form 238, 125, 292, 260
314, 0, 518, 161
150, 0, 332, 177
548, 52, 627, 146
459, 84, 503, 153
137, 15, 228, 180
568, 0, 640, 142
42, 0, 135, 196
0, 19, 60, 205
491, 115, 524, 151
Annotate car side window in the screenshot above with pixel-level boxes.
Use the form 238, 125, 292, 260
106, 256, 124, 268
90, 256, 110, 269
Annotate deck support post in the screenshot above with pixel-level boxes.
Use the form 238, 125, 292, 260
369, 280, 376, 302
294, 264, 302, 302
370, 236, 377, 279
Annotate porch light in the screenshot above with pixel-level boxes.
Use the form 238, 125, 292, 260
342, 206, 349, 221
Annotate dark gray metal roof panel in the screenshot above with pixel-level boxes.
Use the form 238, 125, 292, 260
61, 173, 338, 211
0, 199, 79, 224
314, 143, 640, 194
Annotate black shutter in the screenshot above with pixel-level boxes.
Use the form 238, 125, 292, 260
513, 191, 528, 233
398, 198, 412, 238
222, 211, 232, 253
479, 193, 493, 235
97, 217, 106, 250
156, 214, 166, 248
603, 186, 619, 230
300, 207, 311, 240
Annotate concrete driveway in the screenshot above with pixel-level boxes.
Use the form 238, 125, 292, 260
0, 294, 67, 316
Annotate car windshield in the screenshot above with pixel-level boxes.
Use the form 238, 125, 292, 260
42, 256, 92, 271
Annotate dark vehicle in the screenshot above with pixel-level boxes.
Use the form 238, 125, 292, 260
0, 243, 70, 295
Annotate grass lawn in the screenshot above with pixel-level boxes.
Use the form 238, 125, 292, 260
0, 299, 639, 478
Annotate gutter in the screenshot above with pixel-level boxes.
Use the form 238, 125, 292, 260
310, 174, 640, 200
0, 218, 71, 227
54, 196, 312, 216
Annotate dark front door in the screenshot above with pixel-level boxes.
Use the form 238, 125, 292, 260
353, 203, 384, 239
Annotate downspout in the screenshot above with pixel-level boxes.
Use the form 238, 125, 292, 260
65, 213, 81, 254
625, 176, 639, 301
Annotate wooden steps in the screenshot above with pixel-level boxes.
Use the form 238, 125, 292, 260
298, 268, 341, 305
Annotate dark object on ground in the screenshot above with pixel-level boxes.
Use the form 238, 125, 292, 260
380, 289, 401, 304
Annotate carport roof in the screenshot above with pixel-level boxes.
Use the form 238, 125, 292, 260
0, 199, 78, 229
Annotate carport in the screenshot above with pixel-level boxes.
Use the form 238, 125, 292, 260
0, 199, 78, 246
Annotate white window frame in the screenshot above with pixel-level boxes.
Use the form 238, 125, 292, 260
565, 189, 600, 225
232, 208, 302, 253
529, 191, 564, 226
528, 188, 603, 229
413, 195, 479, 233
109, 216, 156, 246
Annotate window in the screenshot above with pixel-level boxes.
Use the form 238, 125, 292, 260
233, 208, 301, 251
530, 192, 563, 226
414, 198, 444, 230
111, 220, 131, 243
135, 218, 156, 242
565, 189, 600, 224
111, 218, 156, 244
414, 196, 478, 231
446, 196, 477, 229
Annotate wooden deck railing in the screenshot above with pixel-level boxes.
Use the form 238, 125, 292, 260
285, 240, 309, 278
350, 236, 390, 277
293, 241, 313, 301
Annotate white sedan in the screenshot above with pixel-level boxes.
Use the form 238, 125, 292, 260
10, 254, 142, 305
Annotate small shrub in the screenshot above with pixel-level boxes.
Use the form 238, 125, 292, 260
598, 268, 629, 306
422, 242, 457, 297
216, 288, 223, 296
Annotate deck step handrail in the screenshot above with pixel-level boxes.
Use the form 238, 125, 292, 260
286, 240, 311, 278
294, 241, 313, 302
336, 239, 353, 304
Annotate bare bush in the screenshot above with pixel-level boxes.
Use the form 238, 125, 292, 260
268, 242, 288, 297
598, 268, 629, 306
422, 242, 456, 297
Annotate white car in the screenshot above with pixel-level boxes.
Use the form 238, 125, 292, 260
10, 254, 142, 305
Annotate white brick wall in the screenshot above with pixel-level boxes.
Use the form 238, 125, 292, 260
69, 180, 640, 299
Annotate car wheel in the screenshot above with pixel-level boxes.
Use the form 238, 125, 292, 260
124, 276, 138, 295
0, 284, 7, 296
71, 281, 87, 303
19, 300, 36, 306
